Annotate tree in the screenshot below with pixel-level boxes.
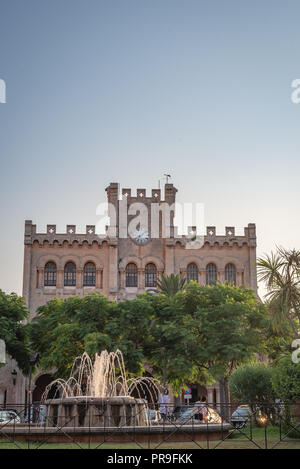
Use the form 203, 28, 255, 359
143, 293, 210, 392
154, 274, 186, 297
0, 290, 30, 373
179, 282, 268, 417
257, 247, 300, 338
30, 284, 268, 401
271, 357, 300, 402
30, 293, 157, 379
229, 363, 276, 413
30, 294, 116, 378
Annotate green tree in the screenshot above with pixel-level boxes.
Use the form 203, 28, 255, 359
257, 248, 300, 337
180, 282, 268, 416
30, 293, 156, 379
271, 357, 300, 402
30, 294, 116, 378
30, 284, 268, 400
143, 293, 209, 392
154, 273, 186, 297
0, 290, 30, 373
229, 363, 276, 407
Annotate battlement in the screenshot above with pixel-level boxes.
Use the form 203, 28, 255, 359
106, 182, 177, 203
171, 223, 256, 248
24, 219, 256, 248
24, 220, 112, 247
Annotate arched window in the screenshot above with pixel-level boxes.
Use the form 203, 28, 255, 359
145, 263, 157, 287
44, 262, 56, 286
206, 263, 217, 285
64, 262, 76, 286
84, 262, 96, 286
187, 263, 198, 283
126, 263, 138, 287
225, 263, 236, 285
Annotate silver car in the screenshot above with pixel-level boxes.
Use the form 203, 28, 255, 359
0, 410, 21, 425
230, 406, 251, 429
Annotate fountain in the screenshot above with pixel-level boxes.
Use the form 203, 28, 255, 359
42, 350, 160, 428
2, 350, 231, 444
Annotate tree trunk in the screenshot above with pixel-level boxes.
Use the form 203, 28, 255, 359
219, 377, 230, 421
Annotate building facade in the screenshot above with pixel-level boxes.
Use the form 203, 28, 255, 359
1, 182, 258, 407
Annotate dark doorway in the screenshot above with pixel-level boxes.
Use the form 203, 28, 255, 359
32, 374, 54, 402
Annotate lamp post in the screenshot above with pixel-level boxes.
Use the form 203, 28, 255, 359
11, 369, 17, 386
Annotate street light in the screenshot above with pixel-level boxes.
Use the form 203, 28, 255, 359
11, 369, 17, 386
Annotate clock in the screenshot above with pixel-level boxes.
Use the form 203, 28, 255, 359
132, 227, 149, 244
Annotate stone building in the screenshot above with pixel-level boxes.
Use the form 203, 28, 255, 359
0, 182, 258, 408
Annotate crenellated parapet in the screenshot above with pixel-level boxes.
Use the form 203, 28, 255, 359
24, 220, 115, 247
169, 223, 257, 248
105, 182, 177, 204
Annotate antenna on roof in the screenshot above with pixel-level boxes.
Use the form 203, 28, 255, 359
158, 174, 171, 188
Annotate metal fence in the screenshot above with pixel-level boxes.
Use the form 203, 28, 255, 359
0, 401, 300, 449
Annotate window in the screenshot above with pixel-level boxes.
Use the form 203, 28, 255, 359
145, 263, 157, 287
64, 262, 76, 286
187, 263, 198, 282
44, 262, 56, 286
206, 263, 217, 285
84, 262, 96, 286
225, 263, 236, 285
126, 263, 138, 287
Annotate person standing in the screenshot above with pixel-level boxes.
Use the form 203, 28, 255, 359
195, 396, 208, 423
159, 388, 169, 423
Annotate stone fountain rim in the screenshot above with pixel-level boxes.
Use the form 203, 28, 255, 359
44, 396, 147, 405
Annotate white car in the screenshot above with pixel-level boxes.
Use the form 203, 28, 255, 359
0, 410, 21, 425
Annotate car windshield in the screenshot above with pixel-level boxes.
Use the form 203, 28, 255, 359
235, 408, 250, 414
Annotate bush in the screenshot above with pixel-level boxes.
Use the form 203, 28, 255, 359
230, 363, 276, 404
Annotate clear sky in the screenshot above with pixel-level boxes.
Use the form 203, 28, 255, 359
0, 0, 299, 298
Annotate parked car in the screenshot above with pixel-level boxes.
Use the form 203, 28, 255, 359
172, 405, 222, 424
0, 410, 21, 425
176, 407, 195, 423
230, 405, 251, 429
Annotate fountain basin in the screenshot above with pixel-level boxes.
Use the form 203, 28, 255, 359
45, 396, 148, 427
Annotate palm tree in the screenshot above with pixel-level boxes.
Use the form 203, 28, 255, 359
257, 247, 300, 337
149, 273, 186, 297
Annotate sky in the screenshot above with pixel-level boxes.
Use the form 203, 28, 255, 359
0, 0, 299, 298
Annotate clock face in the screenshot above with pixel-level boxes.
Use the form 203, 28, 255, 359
133, 227, 149, 244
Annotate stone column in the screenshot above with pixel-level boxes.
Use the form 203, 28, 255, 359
38, 268, 44, 288
57, 269, 64, 288
219, 269, 225, 283
207, 387, 214, 408
199, 270, 205, 285
96, 268, 102, 289
120, 269, 125, 288
76, 269, 83, 289
138, 269, 144, 289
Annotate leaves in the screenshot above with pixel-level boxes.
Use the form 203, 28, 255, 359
30, 284, 267, 393
257, 248, 300, 338
0, 290, 30, 373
